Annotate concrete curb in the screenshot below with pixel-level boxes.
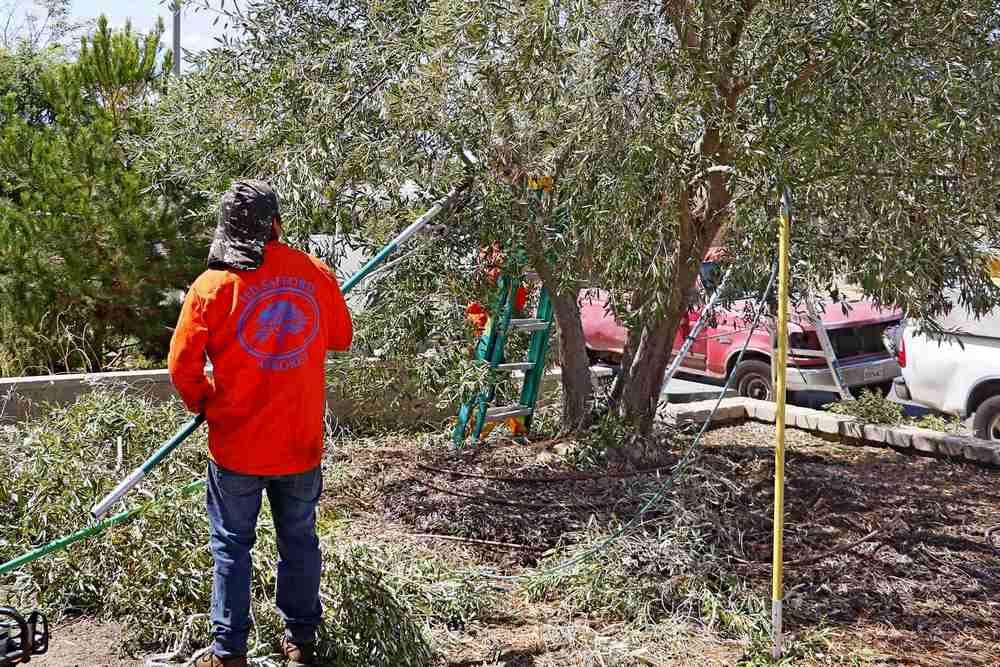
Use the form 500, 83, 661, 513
666, 397, 1000, 467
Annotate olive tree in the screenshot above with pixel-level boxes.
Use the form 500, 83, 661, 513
387, 0, 1000, 434
153, 0, 1000, 435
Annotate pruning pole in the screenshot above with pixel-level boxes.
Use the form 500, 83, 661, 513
88, 178, 472, 521
771, 185, 792, 660
89, 415, 205, 518
341, 178, 471, 293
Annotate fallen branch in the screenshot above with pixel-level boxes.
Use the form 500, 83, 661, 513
407, 533, 541, 551
493, 435, 572, 450
415, 462, 676, 484
787, 529, 881, 567
415, 479, 642, 511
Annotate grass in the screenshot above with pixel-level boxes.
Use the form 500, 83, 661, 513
0, 389, 434, 665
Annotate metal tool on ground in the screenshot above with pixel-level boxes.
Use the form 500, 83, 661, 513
661, 267, 733, 392
89, 178, 473, 520
1, 607, 48, 666
453, 271, 555, 446
1, 481, 205, 575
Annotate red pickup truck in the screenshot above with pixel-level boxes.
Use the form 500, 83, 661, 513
580, 261, 903, 399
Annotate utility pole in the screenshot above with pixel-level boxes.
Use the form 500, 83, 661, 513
172, 1, 181, 76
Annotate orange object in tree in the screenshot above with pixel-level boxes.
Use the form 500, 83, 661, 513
466, 245, 528, 336
168, 241, 352, 476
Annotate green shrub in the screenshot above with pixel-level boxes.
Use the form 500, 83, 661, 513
909, 413, 964, 433
825, 390, 905, 426
0, 18, 204, 375
825, 389, 966, 434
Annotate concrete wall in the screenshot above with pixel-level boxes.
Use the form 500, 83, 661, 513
0, 362, 579, 426
1, 369, 178, 422
0, 365, 448, 426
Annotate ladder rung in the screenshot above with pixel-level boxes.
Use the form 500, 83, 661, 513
510, 318, 549, 332
485, 405, 533, 421
496, 361, 535, 371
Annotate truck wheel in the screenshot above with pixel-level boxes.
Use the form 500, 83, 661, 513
733, 360, 773, 401
973, 395, 1000, 441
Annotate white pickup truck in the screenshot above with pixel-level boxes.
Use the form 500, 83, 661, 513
892, 291, 1000, 440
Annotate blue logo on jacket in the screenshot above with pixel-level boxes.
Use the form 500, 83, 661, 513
237, 279, 320, 371
254, 300, 308, 346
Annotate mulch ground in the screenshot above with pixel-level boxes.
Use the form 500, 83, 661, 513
323, 422, 999, 666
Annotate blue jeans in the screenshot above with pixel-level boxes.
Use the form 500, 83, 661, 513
206, 461, 323, 657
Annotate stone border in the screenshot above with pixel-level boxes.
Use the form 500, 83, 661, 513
664, 397, 1000, 467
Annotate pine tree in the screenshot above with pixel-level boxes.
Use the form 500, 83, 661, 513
0, 16, 201, 374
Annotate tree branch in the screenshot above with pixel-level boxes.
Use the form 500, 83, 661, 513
663, 0, 699, 51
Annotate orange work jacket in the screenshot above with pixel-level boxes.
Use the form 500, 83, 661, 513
168, 241, 352, 475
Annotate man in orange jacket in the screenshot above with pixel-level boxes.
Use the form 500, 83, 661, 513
168, 181, 352, 667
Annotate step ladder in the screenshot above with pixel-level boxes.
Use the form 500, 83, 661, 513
452, 272, 555, 446
771, 298, 852, 400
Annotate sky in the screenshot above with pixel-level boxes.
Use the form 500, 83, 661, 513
75, 1, 229, 59
6, 1, 231, 67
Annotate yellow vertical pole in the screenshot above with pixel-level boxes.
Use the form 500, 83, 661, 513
771, 186, 792, 660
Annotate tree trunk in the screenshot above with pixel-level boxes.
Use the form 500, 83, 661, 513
548, 289, 593, 432
524, 231, 594, 434
615, 105, 734, 435
616, 192, 726, 434
617, 273, 697, 434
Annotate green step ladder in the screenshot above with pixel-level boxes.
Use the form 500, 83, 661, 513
452, 272, 555, 446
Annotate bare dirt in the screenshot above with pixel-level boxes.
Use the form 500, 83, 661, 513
30, 618, 139, 667
30, 422, 1000, 666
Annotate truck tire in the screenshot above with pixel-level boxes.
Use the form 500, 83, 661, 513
733, 360, 773, 401
973, 395, 1000, 441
